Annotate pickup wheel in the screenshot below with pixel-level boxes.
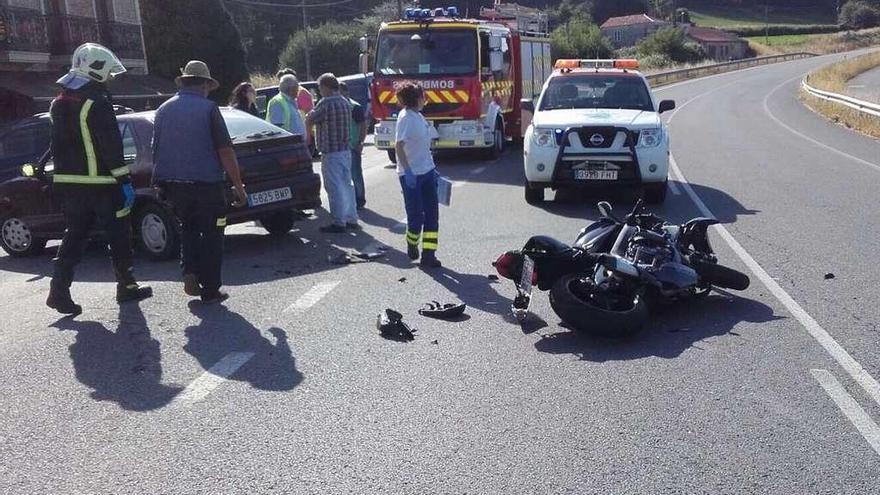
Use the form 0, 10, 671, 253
136, 203, 179, 261
0, 215, 46, 257
387, 149, 397, 164
524, 183, 545, 205
643, 181, 668, 204
261, 210, 295, 236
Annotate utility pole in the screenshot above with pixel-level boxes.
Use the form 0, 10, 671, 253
397, 0, 403, 18
302, 2, 312, 80
764, 3, 769, 45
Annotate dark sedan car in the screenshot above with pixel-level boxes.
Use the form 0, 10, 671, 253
0, 108, 321, 259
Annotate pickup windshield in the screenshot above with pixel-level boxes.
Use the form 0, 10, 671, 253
539, 75, 654, 112
376, 29, 477, 76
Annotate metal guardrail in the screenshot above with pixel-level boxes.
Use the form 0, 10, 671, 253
802, 80, 880, 117
646, 52, 818, 87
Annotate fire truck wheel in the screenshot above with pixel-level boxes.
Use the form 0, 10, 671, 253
387, 150, 397, 164
484, 119, 505, 160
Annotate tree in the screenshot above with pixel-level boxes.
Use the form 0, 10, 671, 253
278, 21, 363, 79
140, 0, 249, 102
839, 0, 880, 29
636, 27, 704, 63
547, 0, 593, 28
648, 0, 673, 20
550, 18, 614, 59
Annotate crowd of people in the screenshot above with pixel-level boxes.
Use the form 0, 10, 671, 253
44, 42, 442, 316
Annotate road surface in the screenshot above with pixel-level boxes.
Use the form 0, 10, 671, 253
846, 64, 880, 103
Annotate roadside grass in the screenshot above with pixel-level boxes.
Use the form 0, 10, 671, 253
806, 50, 880, 93
690, 6, 835, 28
250, 72, 277, 89
744, 34, 816, 46
800, 93, 880, 139
749, 28, 880, 56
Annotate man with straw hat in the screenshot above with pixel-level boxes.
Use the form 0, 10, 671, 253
152, 60, 247, 304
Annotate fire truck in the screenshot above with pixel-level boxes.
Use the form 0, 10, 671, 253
369, 2, 551, 162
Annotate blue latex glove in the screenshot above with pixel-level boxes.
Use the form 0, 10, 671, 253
404, 169, 417, 189
122, 183, 135, 210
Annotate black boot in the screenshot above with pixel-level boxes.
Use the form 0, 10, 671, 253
407, 243, 420, 260
117, 283, 153, 304
420, 250, 442, 268
47, 285, 82, 316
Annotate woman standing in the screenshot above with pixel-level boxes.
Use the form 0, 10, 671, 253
394, 83, 441, 268
229, 82, 259, 117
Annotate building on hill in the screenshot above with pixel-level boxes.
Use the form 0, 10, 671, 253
1, 0, 173, 122
685, 26, 748, 60
600, 14, 671, 49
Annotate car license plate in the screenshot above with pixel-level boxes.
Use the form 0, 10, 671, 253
575, 170, 618, 181
248, 187, 292, 207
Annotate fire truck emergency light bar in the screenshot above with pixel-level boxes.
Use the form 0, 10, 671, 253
403, 6, 460, 19
554, 59, 640, 70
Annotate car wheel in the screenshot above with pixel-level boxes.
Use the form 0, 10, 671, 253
644, 181, 668, 204
261, 210, 295, 236
524, 183, 544, 205
136, 203, 179, 261
387, 149, 397, 164
0, 215, 46, 257
484, 119, 505, 160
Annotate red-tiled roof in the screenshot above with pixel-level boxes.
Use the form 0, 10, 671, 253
686, 26, 744, 43
600, 14, 659, 28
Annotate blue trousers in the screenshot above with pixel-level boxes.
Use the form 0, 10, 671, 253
400, 170, 439, 251
321, 150, 358, 226
351, 149, 365, 207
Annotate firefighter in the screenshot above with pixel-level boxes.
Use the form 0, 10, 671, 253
46, 43, 152, 315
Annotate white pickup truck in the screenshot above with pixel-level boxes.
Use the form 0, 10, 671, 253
522, 59, 676, 204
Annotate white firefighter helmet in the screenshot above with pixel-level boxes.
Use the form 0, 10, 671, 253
57, 43, 127, 89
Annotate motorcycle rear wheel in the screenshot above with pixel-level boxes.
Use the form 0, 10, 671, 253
692, 260, 750, 291
549, 274, 649, 338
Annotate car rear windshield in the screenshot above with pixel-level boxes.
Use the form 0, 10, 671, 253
223, 109, 293, 142
539, 75, 654, 112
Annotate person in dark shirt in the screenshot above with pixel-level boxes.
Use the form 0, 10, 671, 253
230, 82, 260, 117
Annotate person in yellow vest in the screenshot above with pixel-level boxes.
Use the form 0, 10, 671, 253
265, 75, 306, 136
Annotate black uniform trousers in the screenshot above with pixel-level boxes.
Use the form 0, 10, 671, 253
52, 186, 135, 290
163, 182, 227, 295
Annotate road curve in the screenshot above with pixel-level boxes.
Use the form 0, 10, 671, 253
846, 64, 880, 103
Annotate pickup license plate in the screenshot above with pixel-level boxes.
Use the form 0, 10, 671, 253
575, 170, 618, 181
248, 187, 292, 207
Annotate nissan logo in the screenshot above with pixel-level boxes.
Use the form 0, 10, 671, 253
589, 133, 605, 146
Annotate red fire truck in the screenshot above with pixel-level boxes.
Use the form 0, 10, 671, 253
369, 2, 551, 162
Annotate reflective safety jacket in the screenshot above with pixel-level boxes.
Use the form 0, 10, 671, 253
50, 84, 131, 188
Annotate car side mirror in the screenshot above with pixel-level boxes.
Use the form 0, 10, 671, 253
520, 98, 534, 114
597, 201, 613, 218
21, 164, 36, 177
658, 100, 676, 114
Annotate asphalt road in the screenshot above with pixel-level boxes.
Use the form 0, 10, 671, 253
2, 50, 880, 494
846, 64, 880, 103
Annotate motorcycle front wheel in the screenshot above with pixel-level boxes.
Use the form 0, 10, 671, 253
549, 274, 649, 338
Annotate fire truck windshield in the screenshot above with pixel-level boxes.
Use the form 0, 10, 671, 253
539, 75, 654, 112
376, 29, 477, 76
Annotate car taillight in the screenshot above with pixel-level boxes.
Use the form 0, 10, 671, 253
493, 252, 516, 279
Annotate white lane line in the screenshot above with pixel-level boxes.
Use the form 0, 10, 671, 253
763, 74, 880, 173
811, 369, 880, 456
669, 156, 880, 409
284, 281, 340, 314
171, 351, 255, 406
470, 166, 487, 175
667, 179, 681, 196
848, 85, 866, 89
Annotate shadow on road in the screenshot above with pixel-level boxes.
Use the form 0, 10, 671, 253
51, 302, 182, 412
533, 293, 782, 362
184, 303, 303, 392
422, 266, 512, 316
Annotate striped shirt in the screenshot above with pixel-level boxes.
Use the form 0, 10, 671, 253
308, 94, 351, 154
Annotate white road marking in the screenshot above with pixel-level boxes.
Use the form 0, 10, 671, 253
763, 74, 880, 173
471, 166, 487, 175
669, 156, 880, 410
848, 85, 866, 89
667, 179, 681, 195
811, 369, 880, 456
171, 351, 255, 406
284, 281, 340, 314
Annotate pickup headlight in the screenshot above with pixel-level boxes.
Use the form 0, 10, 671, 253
637, 128, 663, 148
533, 128, 557, 147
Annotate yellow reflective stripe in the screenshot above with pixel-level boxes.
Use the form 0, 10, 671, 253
426, 91, 443, 104
53, 174, 118, 184
116, 208, 131, 218
440, 90, 456, 103
423, 232, 438, 240
422, 242, 438, 250
216, 217, 227, 227
455, 90, 470, 102
110, 165, 130, 177
80, 99, 97, 177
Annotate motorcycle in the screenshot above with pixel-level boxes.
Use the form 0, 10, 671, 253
493, 200, 750, 337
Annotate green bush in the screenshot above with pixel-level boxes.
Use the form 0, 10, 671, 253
729, 24, 841, 36
839, 1, 880, 29
638, 53, 675, 69
636, 28, 705, 63
278, 21, 365, 80
550, 19, 614, 60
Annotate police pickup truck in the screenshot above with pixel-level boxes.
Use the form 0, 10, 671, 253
521, 59, 676, 204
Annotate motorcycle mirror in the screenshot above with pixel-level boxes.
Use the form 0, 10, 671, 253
20, 164, 36, 177
597, 201, 613, 218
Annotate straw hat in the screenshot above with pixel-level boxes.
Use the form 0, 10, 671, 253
175, 60, 220, 91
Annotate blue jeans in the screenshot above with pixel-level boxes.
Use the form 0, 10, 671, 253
351, 148, 365, 207
400, 170, 439, 252
321, 150, 358, 226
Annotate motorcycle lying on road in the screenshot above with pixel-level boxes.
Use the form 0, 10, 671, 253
493, 200, 751, 337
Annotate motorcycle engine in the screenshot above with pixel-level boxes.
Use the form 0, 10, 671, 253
625, 232, 673, 269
